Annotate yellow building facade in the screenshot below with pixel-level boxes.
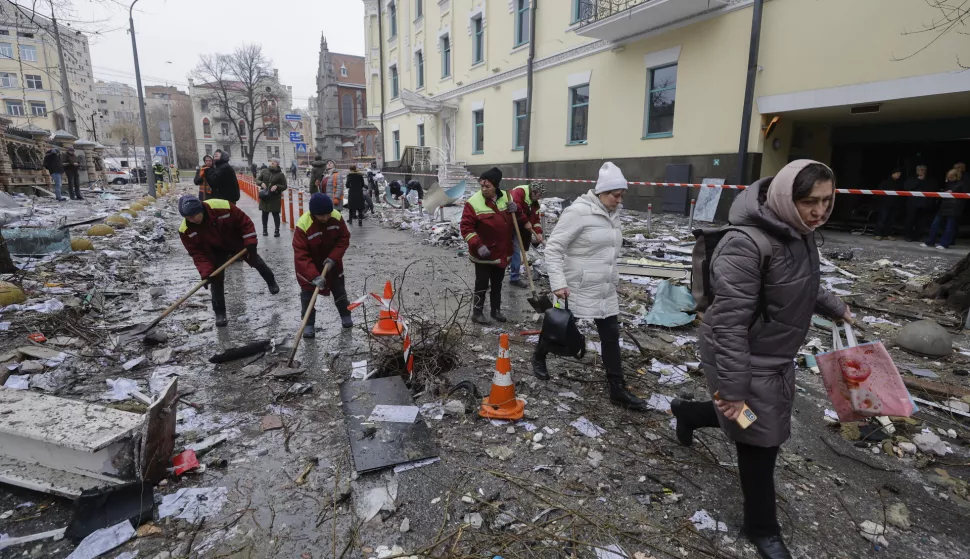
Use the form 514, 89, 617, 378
362, 0, 970, 209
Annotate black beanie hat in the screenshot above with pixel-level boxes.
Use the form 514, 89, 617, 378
479, 167, 502, 188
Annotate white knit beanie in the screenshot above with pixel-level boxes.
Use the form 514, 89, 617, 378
594, 162, 628, 194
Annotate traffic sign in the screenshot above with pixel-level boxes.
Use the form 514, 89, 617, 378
289, 131, 303, 142
295, 143, 308, 154
284, 113, 302, 121
153, 146, 169, 157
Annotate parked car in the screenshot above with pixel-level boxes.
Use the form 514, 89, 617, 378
129, 168, 148, 184
106, 165, 129, 185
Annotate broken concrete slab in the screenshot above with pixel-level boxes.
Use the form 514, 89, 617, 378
895, 319, 952, 357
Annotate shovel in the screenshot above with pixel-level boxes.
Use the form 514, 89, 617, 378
282, 261, 333, 370
124, 248, 248, 340
510, 215, 553, 313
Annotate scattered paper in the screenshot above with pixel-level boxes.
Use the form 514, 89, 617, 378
121, 357, 146, 371
593, 543, 628, 559
690, 509, 728, 532
1, 299, 64, 314
104, 378, 140, 401
351, 360, 369, 379
158, 487, 230, 523
651, 359, 689, 386
368, 405, 420, 424
419, 402, 445, 420
863, 316, 901, 327
65, 519, 135, 559
571, 416, 606, 438
646, 393, 674, 413
901, 364, 939, 379
3, 375, 29, 390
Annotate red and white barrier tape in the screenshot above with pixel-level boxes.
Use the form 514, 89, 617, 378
383, 171, 970, 199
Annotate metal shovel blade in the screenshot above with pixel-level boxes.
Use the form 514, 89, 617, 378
528, 294, 553, 313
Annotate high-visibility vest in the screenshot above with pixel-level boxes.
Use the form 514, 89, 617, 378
512, 184, 532, 206
296, 209, 343, 233
466, 190, 508, 215
178, 199, 230, 233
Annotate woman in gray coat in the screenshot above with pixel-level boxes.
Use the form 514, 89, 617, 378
671, 160, 851, 559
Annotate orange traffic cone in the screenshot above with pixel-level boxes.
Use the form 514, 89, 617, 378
372, 281, 404, 336
479, 333, 525, 420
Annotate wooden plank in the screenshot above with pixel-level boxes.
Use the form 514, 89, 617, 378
140, 377, 178, 484
0, 528, 66, 550
903, 377, 970, 400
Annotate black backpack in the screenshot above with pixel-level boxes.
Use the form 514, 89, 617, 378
539, 300, 586, 359
691, 225, 773, 325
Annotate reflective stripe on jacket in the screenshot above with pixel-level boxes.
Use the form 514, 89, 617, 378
292, 210, 350, 293
178, 199, 258, 278
459, 190, 514, 267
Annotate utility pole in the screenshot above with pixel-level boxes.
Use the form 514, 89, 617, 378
90, 113, 98, 142
129, 0, 156, 197
49, 8, 77, 137
164, 94, 178, 170
736, 0, 764, 186
377, 0, 386, 165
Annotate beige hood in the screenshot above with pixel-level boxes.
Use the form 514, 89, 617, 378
765, 159, 835, 235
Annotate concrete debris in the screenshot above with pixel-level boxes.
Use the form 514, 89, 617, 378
859, 521, 889, 548
485, 445, 514, 461
152, 347, 175, 364
399, 518, 410, 533
897, 442, 917, 455
895, 319, 952, 357
913, 431, 951, 456
355, 477, 398, 522
463, 512, 483, 529
690, 510, 728, 532
886, 503, 911, 530
588, 450, 604, 468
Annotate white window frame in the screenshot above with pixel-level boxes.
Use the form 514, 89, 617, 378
440, 33, 451, 78
19, 44, 36, 62
5, 100, 24, 116
393, 130, 401, 160
29, 101, 46, 116
514, 0, 530, 47
0, 43, 12, 59
388, 1, 398, 38
471, 15, 484, 65
390, 64, 399, 98
415, 50, 425, 89
24, 74, 42, 90
417, 123, 425, 147
415, 0, 423, 20
0, 72, 15, 88
513, 98, 527, 150
472, 108, 485, 154
567, 83, 590, 145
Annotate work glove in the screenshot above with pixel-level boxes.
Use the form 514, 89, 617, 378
324, 258, 336, 269
477, 245, 491, 259
311, 276, 327, 290
246, 244, 258, 258
506, 201, 518, 213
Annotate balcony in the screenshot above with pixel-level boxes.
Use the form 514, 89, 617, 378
576, 0, 739, 42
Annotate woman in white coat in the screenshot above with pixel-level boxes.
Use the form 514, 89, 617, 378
533, 162, 649, 411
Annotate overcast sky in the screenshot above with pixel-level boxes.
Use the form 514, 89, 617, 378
61, 0, 365, 108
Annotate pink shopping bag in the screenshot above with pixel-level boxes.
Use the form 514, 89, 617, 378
816, 324, 916, 422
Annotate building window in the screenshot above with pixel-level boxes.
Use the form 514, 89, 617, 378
205, 144, 213, 156
340, 63, 348, 77
237, 101, 245, 114
238, 120, 247, 136
415, 0, 423, 19
568, 84, 589, 144
393, 130, 401, 160
390, 65, 399, 98
441, 35, 451, 78
200, 99, 209, 112
645, 64, 677, 137
415, 51, 424, 89
202, 118, 211, 136
17, 32, 33, 38
388, 1, 397, 38
241, 145, 248, 159
0, 30, 7, 35
5, 100, 24, 116
573, 0, 596, 22
472, 109, 484, 154
342, 93, 354, 126
19, 44, 37, 62
0, 43, 11, 58
365, 135, 374, 155
221, 122, 230, 136
515, 0, 530, 47
29, 101, 46, 116
267, 125, 279, 139
274, 146, 280, 157
472, 16, 484, 65
24, 74, 42, 89
513, 99, 527, 150
267, 146, 273, 158
417, 123, 425, 147
0, 72, 15, 87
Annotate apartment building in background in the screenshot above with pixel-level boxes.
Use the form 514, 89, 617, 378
93, 80, 139, 143
362, 0, 970, 213
0, 0, 95, 138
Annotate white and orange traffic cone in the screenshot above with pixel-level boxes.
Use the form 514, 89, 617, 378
371, 281, 404, 336
479, 333, 525, 420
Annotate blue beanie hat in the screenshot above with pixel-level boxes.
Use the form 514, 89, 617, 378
178, 195, 204, 217
309, 193, 333, 215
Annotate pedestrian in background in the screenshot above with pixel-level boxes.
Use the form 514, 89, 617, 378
873, 167, 904, 240
207, 150, 241, 204
535, 163, 648, 412
194, 155, 213, 200
293, 193, 354, 335
460, 167, 516, 325
42, 147, 66, 202
257, 158, 288, 237
406, 179, 424, 201
61, 147, 82, 200
345, 165, 367, 227
509, 180, 546, 288
671, 160, 851, 559
251, 163, 258, 177
924, 167, 966, 250
290, 160, 298, 181
310, 155, 327, 194
902, 164, 938, 242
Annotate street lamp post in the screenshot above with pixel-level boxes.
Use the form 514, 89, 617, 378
129, 0, 156, 197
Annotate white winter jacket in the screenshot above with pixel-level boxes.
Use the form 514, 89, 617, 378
545, 190, 622, 319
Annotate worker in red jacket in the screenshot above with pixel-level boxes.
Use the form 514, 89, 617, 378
178, 195, 279, 327
293, 193, 353, 337
460, 167, 517, 325
509, 180, 546, 288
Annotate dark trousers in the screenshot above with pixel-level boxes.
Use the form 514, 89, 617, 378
364, 194, 374, 213
261, 211, 281, 232
473, 263, 505, 313
874, 199, 898, 237
903, 200, 930, 241
675, 400, 781, 537
350, 208, 364, 222
300, 275, 351, 328
209, 250, 276, 313
926, 214, 959, 248
65, 169, 81, 199
535, 315, 622, 380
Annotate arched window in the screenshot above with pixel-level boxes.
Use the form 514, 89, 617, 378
238, 120, 247, 137
341, 94, 354, 127
202, 118, 211, 136
365, 135, 374, 156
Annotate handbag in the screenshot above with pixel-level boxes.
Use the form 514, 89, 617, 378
258, 188, 271, 201
816, 323, 916, 422
539, 299, 586, 359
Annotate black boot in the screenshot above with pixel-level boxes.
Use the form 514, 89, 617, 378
671, 399, 696, 447
263, 228, 269, 236
608, 378, 649, 412
532, 351, 549, 380
748, 535, 792, 559
490, 309, 508, 322
358, 219, 363, 227
303, 329, 316, 339
471, 310, 491, 325
274, 229, 280, 237
267, 279, 280, 295
214, 311, 228, 328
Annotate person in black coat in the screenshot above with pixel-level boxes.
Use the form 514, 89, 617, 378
924, 168, 966, 249
42, 148, 66, 202
406, 179, 424, 201
207, 150, 241, 204
902, 164, 938, 242
873, 167, 905, 240
345, 165, 367, 226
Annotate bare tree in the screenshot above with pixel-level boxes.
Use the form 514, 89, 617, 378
191, 44, 283, 168
896, 0, 970, 64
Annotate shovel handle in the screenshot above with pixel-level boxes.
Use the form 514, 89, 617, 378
287, 262, 333, 367
146, 248, 248, 331
510, 216, 539, 296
